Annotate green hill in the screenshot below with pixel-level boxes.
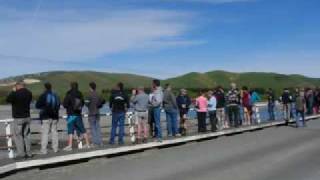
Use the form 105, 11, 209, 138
0, 71, 153, 101
165, 70, 320, 89
1, 70, 320, 103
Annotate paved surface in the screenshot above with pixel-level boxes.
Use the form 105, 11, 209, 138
3, 119, 320, 180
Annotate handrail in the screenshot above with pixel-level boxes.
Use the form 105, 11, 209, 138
0, 103, 297, 159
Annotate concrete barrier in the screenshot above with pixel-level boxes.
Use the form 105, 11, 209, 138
0, 114, 319, 176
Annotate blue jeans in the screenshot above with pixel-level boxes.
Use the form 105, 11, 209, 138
110, 112, 125, 144
295, 110, 305, 127
290, 103, 296, 119
268, 103, 275, 121
239, 106, 244, 125
89, 115, 102, 145
165, 109, 179, 136
153, 107, 162, 139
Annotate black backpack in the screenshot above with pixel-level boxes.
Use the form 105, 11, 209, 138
72, 97, 83, 111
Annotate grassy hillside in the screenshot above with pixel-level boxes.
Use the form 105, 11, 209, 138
165, 71, 320, 93
0, 71, 154, 100
1, 70, 320, 103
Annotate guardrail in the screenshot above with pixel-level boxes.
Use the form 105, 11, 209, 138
0, 114, 318, 176
0, 102, 293, 159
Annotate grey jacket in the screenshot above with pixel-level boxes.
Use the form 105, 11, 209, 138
163, 89, 178, 110
131, 93, 149, 112
150, 87, 164, 108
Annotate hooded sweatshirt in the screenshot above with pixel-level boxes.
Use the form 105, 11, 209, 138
63, 89, 84, 116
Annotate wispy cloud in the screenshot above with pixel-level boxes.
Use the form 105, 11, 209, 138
0, 7, 200, 62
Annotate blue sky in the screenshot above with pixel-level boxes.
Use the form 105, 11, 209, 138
0, 0, 319, 79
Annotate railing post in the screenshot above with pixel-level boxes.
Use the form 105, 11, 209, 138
5, 120, 14, 159
127, 112, 135, 143
255, 106, 261, 124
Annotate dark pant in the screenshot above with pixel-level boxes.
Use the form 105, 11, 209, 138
209, 111, 217, 132
179, 110, 188, 135
197, 112, 207, 133
228, 105, 240, 127
268, 103, 275, 121
148, 108, 157, 137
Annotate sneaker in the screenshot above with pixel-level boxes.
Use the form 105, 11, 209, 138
14, 156, 25, 161
36, 151, 48, 155
118, 142, 125, 146
24, 154, 33, 159
83, 145, 91, 149
109, 142, 115, 145
175, 134, 182, 137
157, 139, 163, 143
63, 146, 73, 152
142, 138, 148, 143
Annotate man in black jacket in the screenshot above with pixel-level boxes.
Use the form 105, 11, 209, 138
63, 82, 90, 151
6, 81, 33, 159
109, 82, 130, 145
36, 82, 60, 154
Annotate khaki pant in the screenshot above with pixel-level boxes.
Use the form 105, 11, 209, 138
13, 118, 32, 157
135, 111, 149, 139
41, 119, 59, 154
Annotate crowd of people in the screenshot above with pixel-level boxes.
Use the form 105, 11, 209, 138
5, 79, 320, 160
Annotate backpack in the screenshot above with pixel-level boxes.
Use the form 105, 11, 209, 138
72, 97, 83, 111
46, 93, 60, 111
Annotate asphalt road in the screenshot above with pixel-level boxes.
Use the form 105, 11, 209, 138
4, 119, 320, 180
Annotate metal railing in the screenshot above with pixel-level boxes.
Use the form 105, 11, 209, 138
0, 102, 304, 159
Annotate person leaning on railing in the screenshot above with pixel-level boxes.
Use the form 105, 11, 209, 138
163, 84, 180, 137
226, 83, 241, 128
195, 90, 208, 133
6, 81, 33, 159
63, 82, 91, 151
266, 88, 276, 121
85, 82, 105, 147
176, 89, 191, 136
35, 82, 60, 155
295, 88, 307, 128
131, 87, 150, 143
109, 82, 130, 145
214, 86, 226, 130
